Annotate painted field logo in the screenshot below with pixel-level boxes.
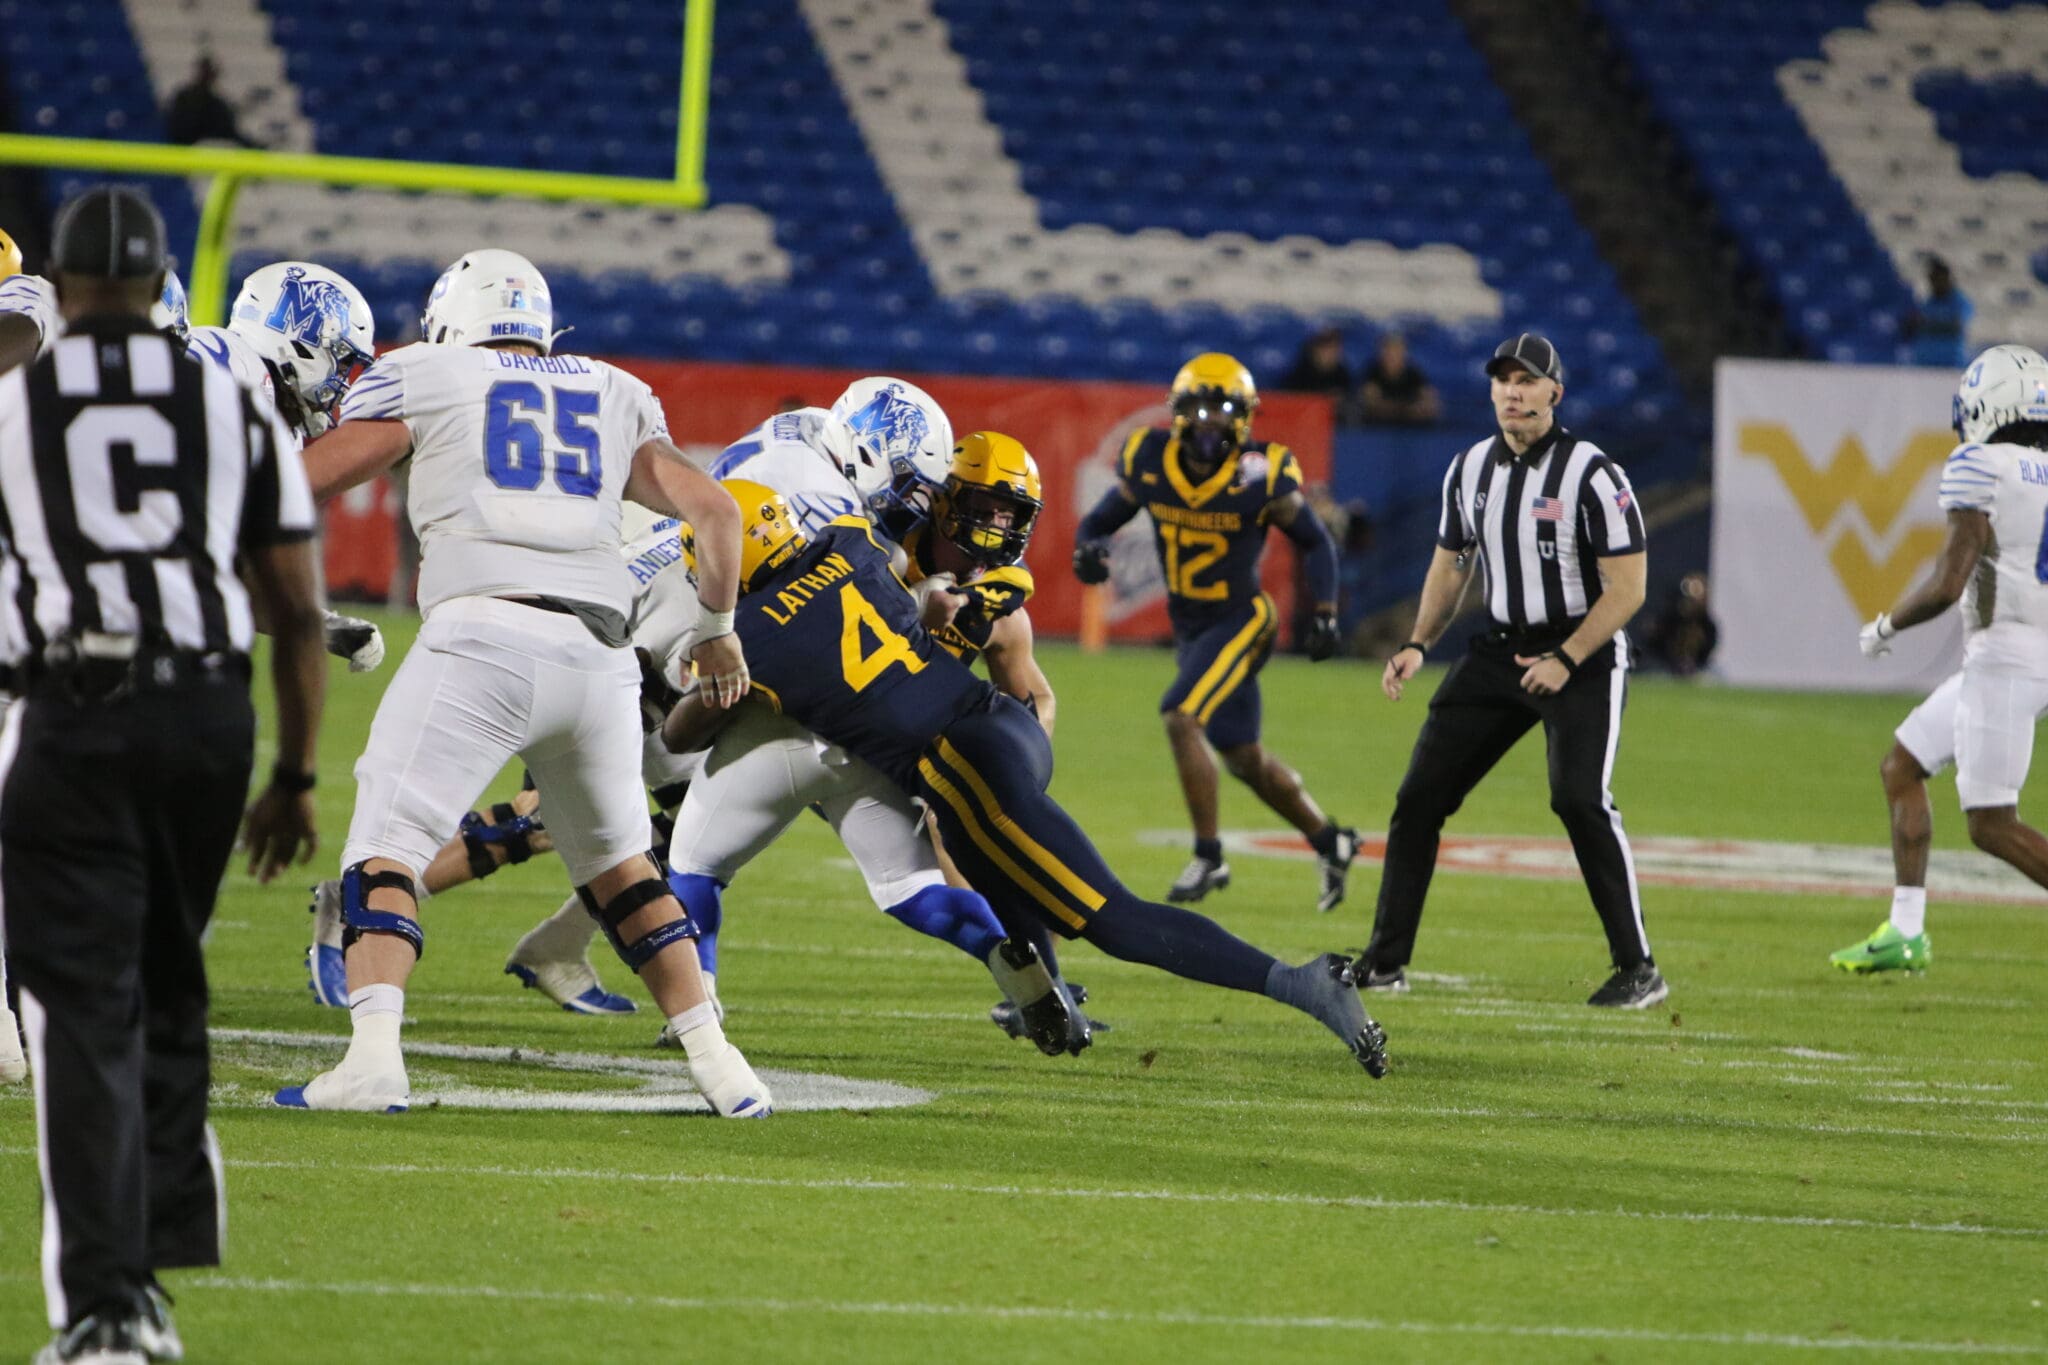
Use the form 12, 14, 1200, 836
1738, 423, 1952, 619
212, 1029, 935, 1114
1141, 831, 2046, 907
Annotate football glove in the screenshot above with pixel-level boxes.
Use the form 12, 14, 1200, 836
1073, 541, 1111, 585
322, 610, 385, 672
1306, 609, 1341, 662
1858, 612, 1895, 658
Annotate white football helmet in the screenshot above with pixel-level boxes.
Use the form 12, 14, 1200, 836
830, 376, 954, 536
1954, 344, 2048, 444
228, 261, 374, 434
421, 248, 554, 352
151, 268, 189, 340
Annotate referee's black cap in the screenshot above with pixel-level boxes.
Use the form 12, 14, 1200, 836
50, 185, 167, 281
1485, 332, 1565, 385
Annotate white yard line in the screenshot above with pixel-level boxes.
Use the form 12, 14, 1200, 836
146, 1274, 2048, 1355
0, 1146, 2036, 1241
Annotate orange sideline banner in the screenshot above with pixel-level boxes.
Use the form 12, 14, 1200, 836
325, 359, 1332, 640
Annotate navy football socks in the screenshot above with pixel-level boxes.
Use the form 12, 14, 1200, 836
1086, 897, 1273, 992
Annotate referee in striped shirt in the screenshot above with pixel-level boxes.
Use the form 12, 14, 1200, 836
1, 186, 327, 1363
1365, 334, 1666, 1009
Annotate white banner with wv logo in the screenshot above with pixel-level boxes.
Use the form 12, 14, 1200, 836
1712, 359, 1962, 692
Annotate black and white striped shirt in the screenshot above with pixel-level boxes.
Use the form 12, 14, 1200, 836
1436, 425, 1645, 631
0, 317, 314, 664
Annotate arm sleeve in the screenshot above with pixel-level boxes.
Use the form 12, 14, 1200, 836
1077, 484, 1141, 543
1435, 450, 1473, 551
240, 397, 317, 549
0, 276, 60, 355
624, 369, 671, 447
337, 351, 408, 425
1277, 498, 1338, 607
1265, 445, 1305, 500
1938, 443, 1997, 515
1578, 456, 1647, 556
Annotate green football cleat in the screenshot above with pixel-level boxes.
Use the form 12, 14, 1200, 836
1829, 921, 1931, 974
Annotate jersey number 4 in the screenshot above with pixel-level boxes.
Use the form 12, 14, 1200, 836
482, 381, 602, 497
840, 585, 926, 691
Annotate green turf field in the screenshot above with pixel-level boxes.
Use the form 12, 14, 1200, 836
5, 612, 2045, 1362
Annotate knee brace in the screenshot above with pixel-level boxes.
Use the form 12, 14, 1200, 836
667, 872, 724, 974
340, 863, 424, 959
577, 876, 696, 971
458, 803, 544, 881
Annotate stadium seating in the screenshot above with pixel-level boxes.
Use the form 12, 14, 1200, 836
1593, 0, 2048, 365
4, 0, 1696, 498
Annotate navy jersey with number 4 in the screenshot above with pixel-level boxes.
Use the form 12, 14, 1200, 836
733, 519, 997, 788
1118, 428, 1304, 632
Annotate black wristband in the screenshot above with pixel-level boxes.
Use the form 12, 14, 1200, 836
1400, 640, 1428, 659
1550, 648, 1580, 675
271, 763, 316, 794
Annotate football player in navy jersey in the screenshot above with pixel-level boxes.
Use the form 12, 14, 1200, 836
1073, 354, 1358, 911
665, 478, 1390, 1077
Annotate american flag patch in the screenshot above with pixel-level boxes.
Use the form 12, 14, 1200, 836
1614, 488, 1632, 512
1531, 496, 1566, 521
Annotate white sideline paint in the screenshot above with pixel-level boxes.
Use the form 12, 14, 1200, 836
118, 0, 789, 291
1781, 3, 2048, 350
1154, 828, 2048, 907
213, 1028, 933, 1113
1, 1144, 2036, 1241
796, 0, 1499, 319
151, 1273, 2048, 1353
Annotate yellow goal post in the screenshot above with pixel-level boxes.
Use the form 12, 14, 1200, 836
0, 0, 716, 327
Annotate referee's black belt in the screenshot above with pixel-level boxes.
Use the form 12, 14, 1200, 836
1483, 617, 1586, 649
16, 636, 249, 706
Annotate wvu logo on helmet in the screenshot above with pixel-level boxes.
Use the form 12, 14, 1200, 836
257, 265, 358, 347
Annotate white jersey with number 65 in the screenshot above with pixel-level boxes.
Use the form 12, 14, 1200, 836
1939, 439, 2048, 675
339, 343, 669, 627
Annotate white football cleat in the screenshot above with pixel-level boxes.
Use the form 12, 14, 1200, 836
0, 1005, 25, 1084
687, 1040, 772, 1118
503, 955, 637, 1015
273, 1058, 409, 1114
305, 880, 348, 1008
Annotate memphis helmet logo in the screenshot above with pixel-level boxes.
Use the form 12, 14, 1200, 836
262, 265, 355, 346
843, 383, 930, 462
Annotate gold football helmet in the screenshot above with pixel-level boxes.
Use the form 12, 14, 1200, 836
1169, 352, 1258, 465
723, 478, 807, 592
937, 431, 1042, 568
0, 228, 21, 281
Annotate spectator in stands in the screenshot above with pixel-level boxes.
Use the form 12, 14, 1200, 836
1358, 332, 1439, 425
1644, 571, 1718, 677
1280, 327, 1360, 424
1902, 256, 1971, 369
164, 56, 262, 149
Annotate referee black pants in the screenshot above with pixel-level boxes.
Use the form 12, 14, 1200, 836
0, 681, 252, 1328
1366, 631, 1651, 972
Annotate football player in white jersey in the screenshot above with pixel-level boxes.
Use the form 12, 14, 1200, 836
301, 502, 702, 1015
275, 248, 771, 1116
666, 387, 1085, 1053
1841, 344, 2048, 971
187, 260, 388, 673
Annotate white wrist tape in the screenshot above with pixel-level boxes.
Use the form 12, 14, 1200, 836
697, 609, 735, 640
